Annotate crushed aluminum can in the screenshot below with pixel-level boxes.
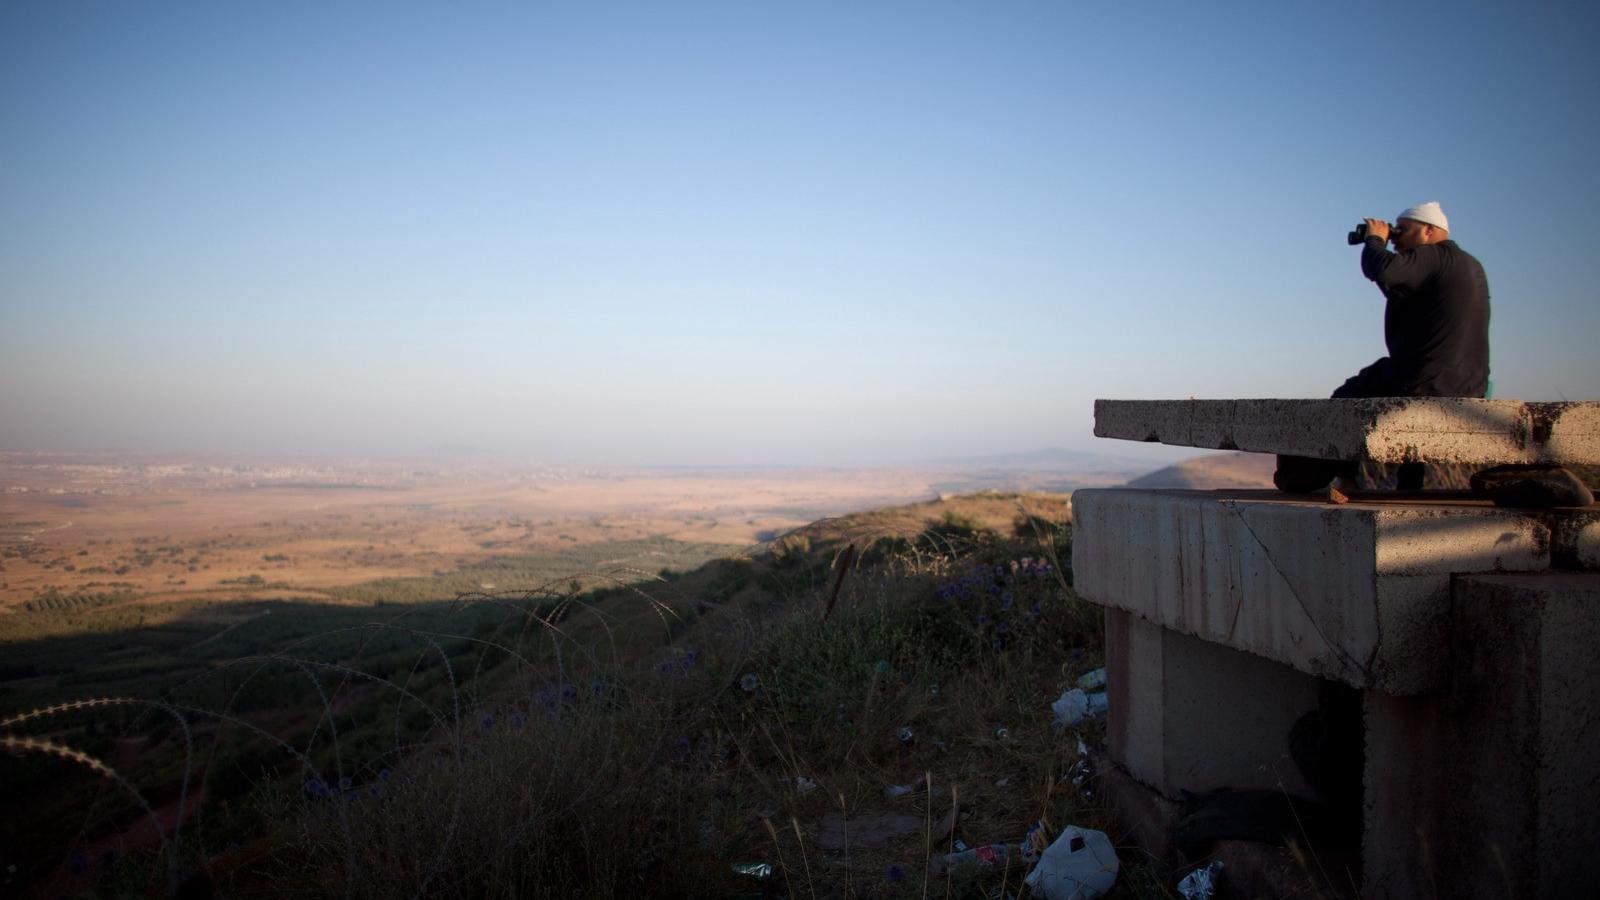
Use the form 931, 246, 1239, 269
897, 725, 915, 744
1177, 860, 1223, 899
731, 862, 773, 880
1066, 737, 1094, 798
1021, 819, 1050, 862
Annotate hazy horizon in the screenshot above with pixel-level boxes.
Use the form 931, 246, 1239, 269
0, 439, 1202, 472
5, 2, 1597, 466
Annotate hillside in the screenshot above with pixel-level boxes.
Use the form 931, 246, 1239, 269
0, 492, 1110, 897
2, 488, 1352, 898
1124, 450, 1276, 489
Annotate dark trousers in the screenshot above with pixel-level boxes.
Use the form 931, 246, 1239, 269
1274, 358, 1428, 492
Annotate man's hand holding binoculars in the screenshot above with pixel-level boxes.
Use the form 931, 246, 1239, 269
1347, 218, 1394, 245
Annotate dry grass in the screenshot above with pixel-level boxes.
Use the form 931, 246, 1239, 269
0, 492, 1209, 898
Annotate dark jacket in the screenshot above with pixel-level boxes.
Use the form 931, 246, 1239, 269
1360, 237, 1491, 397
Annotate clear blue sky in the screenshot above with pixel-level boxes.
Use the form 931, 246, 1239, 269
3, 1, 1597, 464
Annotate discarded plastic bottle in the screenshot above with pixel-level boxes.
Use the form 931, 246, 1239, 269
942, 842, 1017, 869
1052, 688, 1109, 728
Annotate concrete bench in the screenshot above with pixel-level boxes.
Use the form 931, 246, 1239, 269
1072, 489, 1596, 694
1093, 398, 1600, 466
1071, 398, 1600, 899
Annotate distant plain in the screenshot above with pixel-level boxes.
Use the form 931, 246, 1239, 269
0, 450, 1169, 616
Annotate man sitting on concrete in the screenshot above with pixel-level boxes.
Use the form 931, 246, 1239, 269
1275, 201, 1491, 492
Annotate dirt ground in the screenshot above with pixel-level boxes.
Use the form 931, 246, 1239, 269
0, 453, 1107, 610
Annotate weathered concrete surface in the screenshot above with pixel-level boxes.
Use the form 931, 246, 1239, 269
1363, 572, 1600, 900
1107, 609, 1320, 797
1093, 398, 1600, 466
1073, 490, 1551, 693
1558, 512, 1600, 569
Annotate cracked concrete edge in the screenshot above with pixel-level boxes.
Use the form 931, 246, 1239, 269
1368, 576, 1452, 694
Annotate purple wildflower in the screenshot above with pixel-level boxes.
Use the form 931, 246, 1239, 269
740, 672, 760, 693
338, 776, 353, 792
976, 613, 990, 626
1000, 592, 1014, 609
378, 768, 392, 782
479, 713, 495, 730
560, 683, 577, 699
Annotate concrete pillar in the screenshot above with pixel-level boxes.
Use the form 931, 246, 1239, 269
1362, 573, 1600, 900
1106, 608, 1322, 799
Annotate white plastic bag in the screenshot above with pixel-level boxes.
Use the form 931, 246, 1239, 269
1023, 825, 1119, 899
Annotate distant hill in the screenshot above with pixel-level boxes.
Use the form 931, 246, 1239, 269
1126, 451, 1276, 489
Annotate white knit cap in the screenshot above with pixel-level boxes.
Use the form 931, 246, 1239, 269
1397, 201, 1449, 231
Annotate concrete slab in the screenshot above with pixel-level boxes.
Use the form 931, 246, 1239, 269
1093, 398, 1600, 466
1072, 490, 1551, 693
1363, 572, 1600, 900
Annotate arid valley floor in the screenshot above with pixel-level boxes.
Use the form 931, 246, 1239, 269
1, 451, 1177, 614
